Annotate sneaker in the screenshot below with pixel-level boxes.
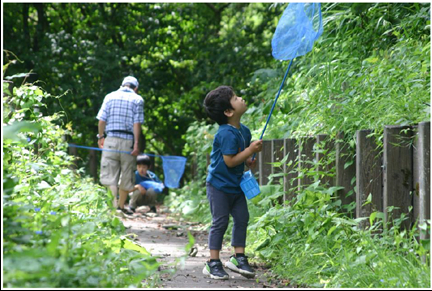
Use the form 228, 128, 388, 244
129, 206, 136, 213
202, 260, 229, 280
117, 207, 134, 215
225, 255, 255, 278
149, 206, 157, 213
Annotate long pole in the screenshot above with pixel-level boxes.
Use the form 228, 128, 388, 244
252, 58, 294, 161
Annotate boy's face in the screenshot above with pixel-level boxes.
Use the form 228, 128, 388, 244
228, 94, 247, 116
137, 164, 149, 176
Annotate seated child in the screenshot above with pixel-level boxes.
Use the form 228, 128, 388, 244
129, 154, 164, 213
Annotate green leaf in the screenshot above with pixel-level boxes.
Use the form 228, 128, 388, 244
3, 122, 42, 142
369, 211, 377, 226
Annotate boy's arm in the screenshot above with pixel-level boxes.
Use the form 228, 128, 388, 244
223, 140, 263, 168
135, 184, 146, 194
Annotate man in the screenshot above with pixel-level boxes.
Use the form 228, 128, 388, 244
96, 76, 144, 215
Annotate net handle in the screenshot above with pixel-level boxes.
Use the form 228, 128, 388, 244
252, 58, 294, 161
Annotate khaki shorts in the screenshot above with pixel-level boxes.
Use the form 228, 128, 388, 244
100, 136, 136, 191
129, 188, 157, 208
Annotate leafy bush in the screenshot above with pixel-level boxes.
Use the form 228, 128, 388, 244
247, 183, 430, 288
3, 81, 159, 288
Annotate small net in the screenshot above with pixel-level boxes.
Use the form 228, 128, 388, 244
161, 156, 187, 188
272, 3, 323, 60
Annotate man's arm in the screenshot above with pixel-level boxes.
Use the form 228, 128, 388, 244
131, 123, 141, 156
98, 120, 106, 149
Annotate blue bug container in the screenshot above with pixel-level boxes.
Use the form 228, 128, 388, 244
240, 170, 261, 199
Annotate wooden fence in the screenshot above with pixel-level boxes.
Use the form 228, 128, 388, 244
197, 122, 430, 234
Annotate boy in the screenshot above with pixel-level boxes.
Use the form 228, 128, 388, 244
129, 154, 163, 213
202, 85, 263, 280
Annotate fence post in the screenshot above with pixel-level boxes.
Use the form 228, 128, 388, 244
271, 139, 285, 182
191, 155, 198, 181
383, 125, 414, 230
284, 138, 298, 204
316, 134, 335, 187
356, 130, 383, 229
272, 139, 285, 204
335, 132, 356, 217
418, 121, 430, 242
298, 137, 315, 190
259, 140, 273, 185
89, 149, 98, 182
68, 143, 79, 170
413, 125, 420, 223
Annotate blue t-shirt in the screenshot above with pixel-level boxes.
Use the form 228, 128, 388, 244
135, 170, 164, 193
206, 123, 252, 194
135, 170, 162, 184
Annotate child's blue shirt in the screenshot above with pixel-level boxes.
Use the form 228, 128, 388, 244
206, 123, 252, 194
135, 170, 164, 193
135, 170, 162, 184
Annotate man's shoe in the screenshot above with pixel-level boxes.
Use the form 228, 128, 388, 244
129, 206, 136, 213
202, 260, 229, 280
225, 255, 255, 279
117, 207, 134, 215
149, 206, 157, 213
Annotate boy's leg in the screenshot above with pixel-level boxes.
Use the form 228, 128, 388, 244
203, 183, 230, 280
230, 193, 249, 248
141, 188, 158, 212
129, 189, 142, 210
224, 194, 255, 278
130, 188, 157, 212
206, 183, 231, 252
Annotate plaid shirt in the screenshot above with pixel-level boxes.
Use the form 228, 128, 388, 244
96, 87, 144, 140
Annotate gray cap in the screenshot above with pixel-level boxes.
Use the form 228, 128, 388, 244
121, 76, 139, 88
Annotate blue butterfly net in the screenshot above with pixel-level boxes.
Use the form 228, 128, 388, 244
161, 156, 187, 188
272, 3, 323, 60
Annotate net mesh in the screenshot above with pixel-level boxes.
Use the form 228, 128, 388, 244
272, 3, 323, 60
161, 156, 187, 188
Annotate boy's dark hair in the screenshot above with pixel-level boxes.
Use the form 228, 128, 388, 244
136, 154, 151, 167
203, 85, 235, 125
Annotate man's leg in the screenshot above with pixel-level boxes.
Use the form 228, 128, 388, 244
118, 188, 134, 209
100, 136, 121, 208
109, 185, 119, 208
118, 138, 137, 211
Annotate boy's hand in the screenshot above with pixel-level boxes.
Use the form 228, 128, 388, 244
135, 184, 146, 195
248, 140, 263, 154
246, 157, 257, 169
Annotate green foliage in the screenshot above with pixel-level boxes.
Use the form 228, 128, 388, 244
3, 82, 159, 288
241, 3, 430, 143
2, 3, 279, 165
247, 184, 430, 288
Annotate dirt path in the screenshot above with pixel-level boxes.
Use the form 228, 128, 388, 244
120, 206, 279, 288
